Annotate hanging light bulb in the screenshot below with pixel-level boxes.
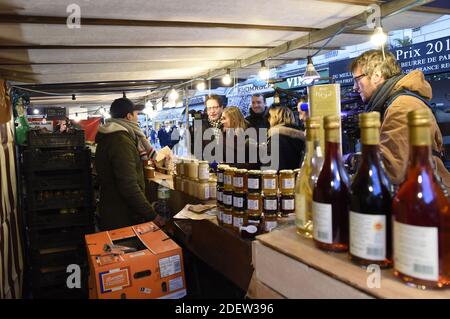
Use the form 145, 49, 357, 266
196, 80, 206, 91
258, 61, 270, 81
222, 69, 232, 86
33, 108, 40, 115
302, 55, 320, 84
371, 26, 387, 47
169, 88, 179, 102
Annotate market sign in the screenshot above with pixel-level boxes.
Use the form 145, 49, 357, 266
275, 69, 329, 89
329, 35, 450, 86
46, 107, 67, 120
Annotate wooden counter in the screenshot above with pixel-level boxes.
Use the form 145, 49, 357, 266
252, 226, 450, 299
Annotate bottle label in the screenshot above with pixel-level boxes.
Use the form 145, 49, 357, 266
233, 177, 244, 188
295, 194, 307, 227
281, 198, 295, 210
265, 220, 278, 232
233, 196, 244, 208
264, 199, 278, 210
233, 217, 244, 228
312, 201, 332, 244
350, 211, 386, 261
223, 194, 232, 206
248, 178, 259, 190
393, 221, 439, 282
282, 178, 295, 190
263, 178, 277, 190
223, 213, 233, 225
247, 199, 260, 211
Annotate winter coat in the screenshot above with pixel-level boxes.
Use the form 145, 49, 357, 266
246, 108, 270, 142
222, 130, 260, 170
158, 127, 172, 148
379, 70, 450, 191
263, 124, 305, 171
189, 117, 222, 161
95, 122, 156, 231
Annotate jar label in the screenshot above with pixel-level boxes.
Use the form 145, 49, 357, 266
223, 194, 233, 206
264, 199, 278, 210
217, 190, 223, 202
263, 178, 277, 190
247, 199, 260, 211
350, 211, 386, 261
223, 213, 233, 225
282, 178, 295, 190
312, 201, 332, 244
393, 221, 438, 282
265, 221, 278, 232
218, 210, 223, 222
217, 172, 224, 183
203, 186, 210, 199
198, 168, 210, 180
233, 177, 244, 188
248, 178, 259, 190
233, 217, 244, 228
281, 198, 295, 210
233, 196, 244, 208
224, 175, 232, 186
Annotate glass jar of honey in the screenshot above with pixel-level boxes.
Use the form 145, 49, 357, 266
222, 190, 233, 209
197, 181, 210, 200
233, 210, 245, 233
232, 192, 246, 212
263, 213, 278, 233
233, 169, 248, 193
247, 170, 262, 193
263, 194, 279, 215
246, 193, 262, 215
217, 186, 224, 206
198, 161, 210, 182
216, 164, 228, 187
280, 194, 295, 217
262, 170, 278, 195
222, 208, 234, 228
223, 167, 236, 191
279, 169, 295, 195
209, 178, 217, 199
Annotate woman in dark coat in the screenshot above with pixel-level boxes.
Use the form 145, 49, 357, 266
263, 106, 305, 171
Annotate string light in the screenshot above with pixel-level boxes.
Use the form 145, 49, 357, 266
196, 80, 206, 91
302, 55, 320, 84
222, 69, 232, 86
371, 26, 387, 47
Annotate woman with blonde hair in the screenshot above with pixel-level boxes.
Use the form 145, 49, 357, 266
221, 106, 248, 132
265, 106, 305, 170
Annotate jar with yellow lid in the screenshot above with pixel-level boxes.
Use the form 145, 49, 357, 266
233, 210, 246, 233
187, 160, 199, 180
279, 169, 295, 195
198, 161, 210, 182
262, 170, 278, 195
216, 164, 229, 187
246, 193, 262, 215
233, 169, 248, 193
247, 170, 262, 193
223, 167, 236, 191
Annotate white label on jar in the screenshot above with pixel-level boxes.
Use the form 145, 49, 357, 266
209, 186, 216, 199
203, 186, 210, 199
224, 175, 232, 186
281, 198, 295, 210
394, 221, 439, 282
233, 217, 244, 228
350, 211, 386, 261
265, 221, 278, 232
217, 190, 223, 202
223, 213, 233, 225
241, 225, 258, 234
247, 199, 260, 211
233, 176, 244, 188
312, 201, 332, 244
223, 194, 232, 206
248, 178, 259, 190
263, 178, 277, 190
295, 194, 306, 228
218, 210, 223, 222
198, 168, 210, 181
217, 172, 224, 183
233, 196, 244, 208
264, 199, 278, 210
282, 178, 295, 190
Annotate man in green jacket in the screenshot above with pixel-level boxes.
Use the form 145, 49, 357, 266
95, 98, 164, 231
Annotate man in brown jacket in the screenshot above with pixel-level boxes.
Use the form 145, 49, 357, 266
350, 49, 450, 192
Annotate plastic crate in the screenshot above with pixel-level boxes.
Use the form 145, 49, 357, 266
26, 208, 95, 230
28, 225, 95, 250
23, 149, 91, 172
26, 186, 94, 211
27, 129, 85, 149
30, 246, 87, 269
26, 171, 91, 191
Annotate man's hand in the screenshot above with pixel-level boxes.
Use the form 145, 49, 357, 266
153, 214, 167, 228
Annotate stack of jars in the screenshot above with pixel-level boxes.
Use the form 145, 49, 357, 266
173, 158, 217, 201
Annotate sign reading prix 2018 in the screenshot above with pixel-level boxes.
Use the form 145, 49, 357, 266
329, 35, 450, 86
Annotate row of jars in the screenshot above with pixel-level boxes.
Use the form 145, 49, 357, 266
175, 158, 210, 182
173, 174, 217, 201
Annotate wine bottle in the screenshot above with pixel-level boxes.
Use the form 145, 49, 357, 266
349, 112, 393, 268
312, 115, 350, 252
393, 109, 450, 289
295, 116, 323, 238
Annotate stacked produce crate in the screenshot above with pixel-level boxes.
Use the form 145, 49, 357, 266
21, 129, 95, 299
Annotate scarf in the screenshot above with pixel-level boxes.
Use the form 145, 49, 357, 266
208, 117, 223, 143
107, 118, 157, 161
365, 73, 405, 118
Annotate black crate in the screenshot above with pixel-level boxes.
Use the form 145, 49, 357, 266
27, 189, 94, 211
28, 225, 95, 250
27, 207, 95, 230
30, 246, 87, 269
28, 130, 85, 149
26, 171, 91, 191
23, 149, 91, 172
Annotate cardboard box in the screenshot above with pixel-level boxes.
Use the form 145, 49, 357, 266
85, 222, 187, 299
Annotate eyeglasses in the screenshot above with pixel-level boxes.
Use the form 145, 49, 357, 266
206, 106, 221, 111
353, 73, 367, 84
